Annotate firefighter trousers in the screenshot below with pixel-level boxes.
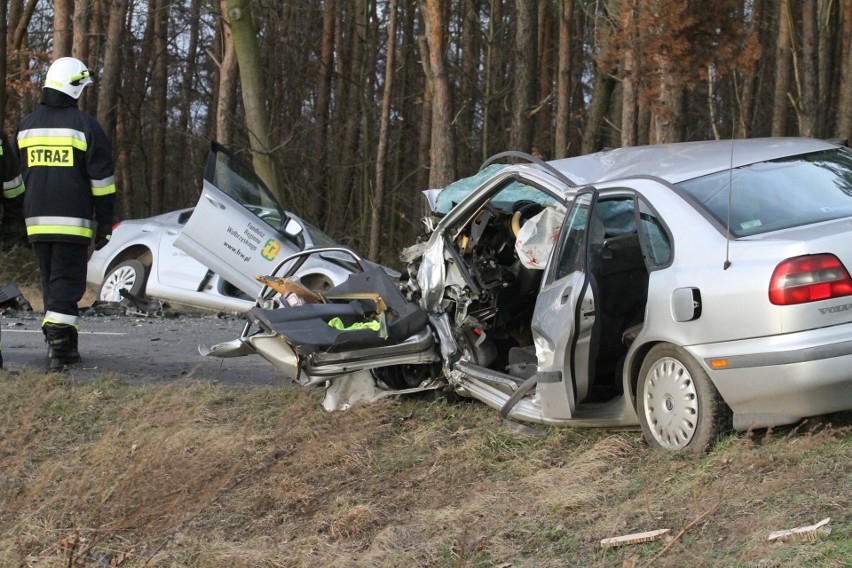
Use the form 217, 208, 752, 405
33, 242, 88, 326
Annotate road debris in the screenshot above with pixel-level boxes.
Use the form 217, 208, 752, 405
767, 517, 831, 543
600, 529, 671, 549
0, 283, 32, 312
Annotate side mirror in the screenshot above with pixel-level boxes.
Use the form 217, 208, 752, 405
282, 217, 303, 237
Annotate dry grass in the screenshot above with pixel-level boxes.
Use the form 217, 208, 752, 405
0, 372, 849, 567
1, 243, 848, 566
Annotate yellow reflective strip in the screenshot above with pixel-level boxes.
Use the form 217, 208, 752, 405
3, 184, 24, 199
17, 136, 87, 152
43, 313, 79, 327
27, 225, 93, 238
91, 184, 116, 196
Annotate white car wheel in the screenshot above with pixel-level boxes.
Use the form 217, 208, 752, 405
99, 259, 148, 302
637, 344, 731, 452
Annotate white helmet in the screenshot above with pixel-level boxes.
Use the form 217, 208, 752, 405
44, 57, 93, 99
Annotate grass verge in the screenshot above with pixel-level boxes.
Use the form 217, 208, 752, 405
1, 371, 849, 567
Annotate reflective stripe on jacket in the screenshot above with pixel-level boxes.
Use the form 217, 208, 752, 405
0, 131, 25, 241
16, 91, 115, 245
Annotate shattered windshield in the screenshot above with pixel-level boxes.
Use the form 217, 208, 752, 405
433, 164, 559, 215
677, 147, 852, 237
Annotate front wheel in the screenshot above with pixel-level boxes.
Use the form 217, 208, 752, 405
99, 259, 149, 302
637, 344, 731, 452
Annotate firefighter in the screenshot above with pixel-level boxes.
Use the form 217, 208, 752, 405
16, 57, 116, 371
0, 130, 26, 369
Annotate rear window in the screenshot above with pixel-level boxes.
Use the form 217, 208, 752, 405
677, 147, 852, 237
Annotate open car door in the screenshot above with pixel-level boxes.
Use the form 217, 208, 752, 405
531, 191, 597, 419
174, 143, 301, 299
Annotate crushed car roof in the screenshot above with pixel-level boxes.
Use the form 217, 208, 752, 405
546, 137, 839, 186
428, 138, 840, 216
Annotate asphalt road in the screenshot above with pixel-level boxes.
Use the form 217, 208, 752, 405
1, 309, 286, 387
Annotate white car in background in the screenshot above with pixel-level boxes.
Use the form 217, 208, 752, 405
87, 143, 356, 313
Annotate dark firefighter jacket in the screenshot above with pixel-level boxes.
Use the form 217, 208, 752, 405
16, 89, 115, 245
0, 131, 26, 248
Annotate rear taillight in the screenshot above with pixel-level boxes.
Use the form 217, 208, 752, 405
769, 254, 852, 305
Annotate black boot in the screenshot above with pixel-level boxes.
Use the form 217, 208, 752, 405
44, 323, 81, 371
67, 327, 81, 363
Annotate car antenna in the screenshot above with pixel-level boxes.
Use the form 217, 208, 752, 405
723, 119, 736, 270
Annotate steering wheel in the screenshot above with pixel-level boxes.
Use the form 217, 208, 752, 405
511, 201, 545, 237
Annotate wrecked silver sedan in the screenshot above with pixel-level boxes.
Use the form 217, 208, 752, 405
200, 138, 852, 451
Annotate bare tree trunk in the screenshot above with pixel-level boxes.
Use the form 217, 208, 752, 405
620, 0, 638, 147
11, 0, 37, 52
225, 0, 284, 197
420, 0, 455, 189
652, 62, 685, 144
124, 0, 155, 217
583, 69, 615, 152
839, 0, 852, 139
638, 94, 651, 145
216, 0, 238, 146
53, 0, 72, 57
739, 0, 764, 137
582, 5, 615, 153
310, 0, 335, 224
482, 0, 502, 161
327, 0, 367, 237
509, 0, 536, 153
357, 2, 379, 248
97, 0, 128, 143
799, 0, 818, 136
175, 0, 202, 206
416, 28, 433, 195
535, 0, 553, 157
816, 0, 832, 136
369, 0, 398, 261
458, 0, 478, 174
116, 103, 131, 220
555, 0, 574, 158
150, 0, 168, 214
772, 0, 793, 137
71, 0, 89, 62
87, 0, 103, 73
0, 0, 7, 120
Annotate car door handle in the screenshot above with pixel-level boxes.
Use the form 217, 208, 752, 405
204, 194, 226, 210
560, 286, 572, 305
582, 297, 595, 317
166, 229, 179, 236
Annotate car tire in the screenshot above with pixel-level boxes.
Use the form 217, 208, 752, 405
637, 343, 732, 452
99, 259, 149, 302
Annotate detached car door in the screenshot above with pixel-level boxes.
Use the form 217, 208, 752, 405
174, 143, 300, 299
531, 191, 597, 419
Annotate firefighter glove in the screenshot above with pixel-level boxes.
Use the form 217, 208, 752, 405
94, 234, 111, 251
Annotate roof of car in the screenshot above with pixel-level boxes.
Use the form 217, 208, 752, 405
544, 137, 840, 186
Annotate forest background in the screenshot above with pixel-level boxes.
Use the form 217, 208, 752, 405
2, 0, 851, 267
